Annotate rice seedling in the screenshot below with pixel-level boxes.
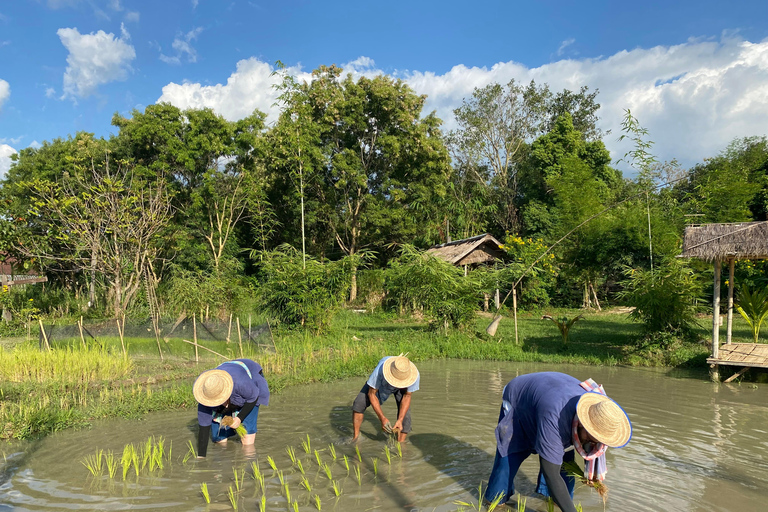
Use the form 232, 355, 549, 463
296, 459, 305, 475
105, 450, 118, 479
121, 444, 134, 480
314, 449, 322, 467
82, 450, 103, 477
228, 485, 238, 510
354, 445, 362, 462
384, 446, 391, 465
328, 443, 337, 460
235, 425, 247, 437
371, 457, 378, 477
301, 434, 311, 454
314, 494, 322, 511
251, 460, 262, 480
322, 462, 333, 480
131, 445, 140, 476
233, 467, 245, 492
562, 460, 608, 505
293, 501, 299, 512
301, 476, 312, 492
454, 484, 504, 512
395, 442, 402, 458
141, 437, 152, 470
183, 440, 197, 464
331, 480, 342, 497
353, 465, 362, 485
546, 498, 555, 512
286, 445, 297, 465
278, 469, 285, 486
200, 482, 211, 504
516, 495, 526, 512
284, 482, 291, 502
267, 455, 278, 472
259, 495, 266, 512
342, 455, 349, 473
152, 437, 165, 470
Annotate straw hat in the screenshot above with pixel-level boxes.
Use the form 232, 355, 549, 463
193, 369, 234, 407
576, 391, 632, 448
382, 355, 419, 389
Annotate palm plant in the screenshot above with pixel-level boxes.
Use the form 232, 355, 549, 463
736, 285, 768, 343
542, 314, 584, 345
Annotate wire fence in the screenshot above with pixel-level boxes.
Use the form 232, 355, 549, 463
38, 314, 276, 355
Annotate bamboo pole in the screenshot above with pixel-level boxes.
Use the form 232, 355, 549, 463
193, 313, 199, 363
38, 317, 50, 351
726, 258, 735, 345
248, 314, 252, 343
711, 259, 721, 382
227, 313, 233, 344
513, 287, 519, 346
236, 317, 244, 359
78, 316, 86, 347
182, 339, 228, 359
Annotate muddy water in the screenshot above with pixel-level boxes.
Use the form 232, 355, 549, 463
2, 360, 767, 512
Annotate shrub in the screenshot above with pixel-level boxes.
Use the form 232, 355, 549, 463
617, 258, 702, 336
384, 245, 478, 332
256, 247, 351, 333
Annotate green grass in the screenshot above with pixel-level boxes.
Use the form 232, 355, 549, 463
0, 308, 723, 440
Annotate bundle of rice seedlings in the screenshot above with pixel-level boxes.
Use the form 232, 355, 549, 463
220, 416, 248, 437
200, 482, 211, 504
562, 460, 608, 504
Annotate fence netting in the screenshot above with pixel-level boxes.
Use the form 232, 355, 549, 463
40, 315, 276, 354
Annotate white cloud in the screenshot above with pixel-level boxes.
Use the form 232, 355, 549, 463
192, 0, 199, 9
124, 11, 140, 22
28, 140, 42, 149
45, 87, 57, 98
0, 136, 23, 145
0, 79, 9, 110
57, 24, 136, 99
557, 38, 575, 56
157, 36, 768, 167
0, 144, 17, 180
160, 27, 204, 65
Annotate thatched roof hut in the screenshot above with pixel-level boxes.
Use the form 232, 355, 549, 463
679, 221, 768, 380
426, 233, 504, 267
680, 222, 768, 261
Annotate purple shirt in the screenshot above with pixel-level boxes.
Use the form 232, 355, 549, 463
495, 372, 585, 465
197, 359, 270, 427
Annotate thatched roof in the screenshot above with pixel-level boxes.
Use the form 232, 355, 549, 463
679, 222, 768, 261
426, 233, 505, 266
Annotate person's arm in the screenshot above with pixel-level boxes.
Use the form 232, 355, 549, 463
197, 425, 210, 457
229, 400, 257, 429
393, 392, 412, 431
367, 386, 389, 429
539, 457, 577, 512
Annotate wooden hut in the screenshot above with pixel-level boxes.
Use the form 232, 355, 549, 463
427, 234, 505, 309
679, 221, 768, 381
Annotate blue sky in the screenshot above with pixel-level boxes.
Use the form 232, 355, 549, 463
2, 0, 768, 177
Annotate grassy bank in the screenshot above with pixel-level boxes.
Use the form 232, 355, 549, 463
0, 308, 727, 441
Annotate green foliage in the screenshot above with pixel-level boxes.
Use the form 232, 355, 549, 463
618, 258, 703, 336
384, 245, 479, 331
499, 234, 557, 308
256, 246, 352, 333
736, 285, 768, 343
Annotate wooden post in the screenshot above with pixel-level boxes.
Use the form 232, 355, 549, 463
193, 313, 199, 363
78, 316, 86, 347
726, 258, 735, 345
38, 317, 50, 351
513, 287, 519, 346
495, 288, 500, 310
248, 314, 252, 343
227, 313, 233, 344
236, 317, 244, 359
711, 259, 721, 382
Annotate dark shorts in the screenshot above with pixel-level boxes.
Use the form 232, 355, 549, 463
351, 384, 412, 433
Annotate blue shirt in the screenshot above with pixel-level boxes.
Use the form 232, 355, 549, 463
197, 359, 270, 427
366, 356, 420, 403
495, 372, 585, 465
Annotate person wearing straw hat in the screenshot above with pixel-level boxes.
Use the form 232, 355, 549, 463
484, 372, 631, 511
193, 359, 270, 458
352, 354, 420, 442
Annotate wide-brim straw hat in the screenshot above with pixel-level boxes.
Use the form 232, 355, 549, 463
193, 369, 234, 407
576, 391, 632, 448
382, 355, 419, 389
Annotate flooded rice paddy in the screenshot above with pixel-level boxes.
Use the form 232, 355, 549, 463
1, 360, 767, 512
